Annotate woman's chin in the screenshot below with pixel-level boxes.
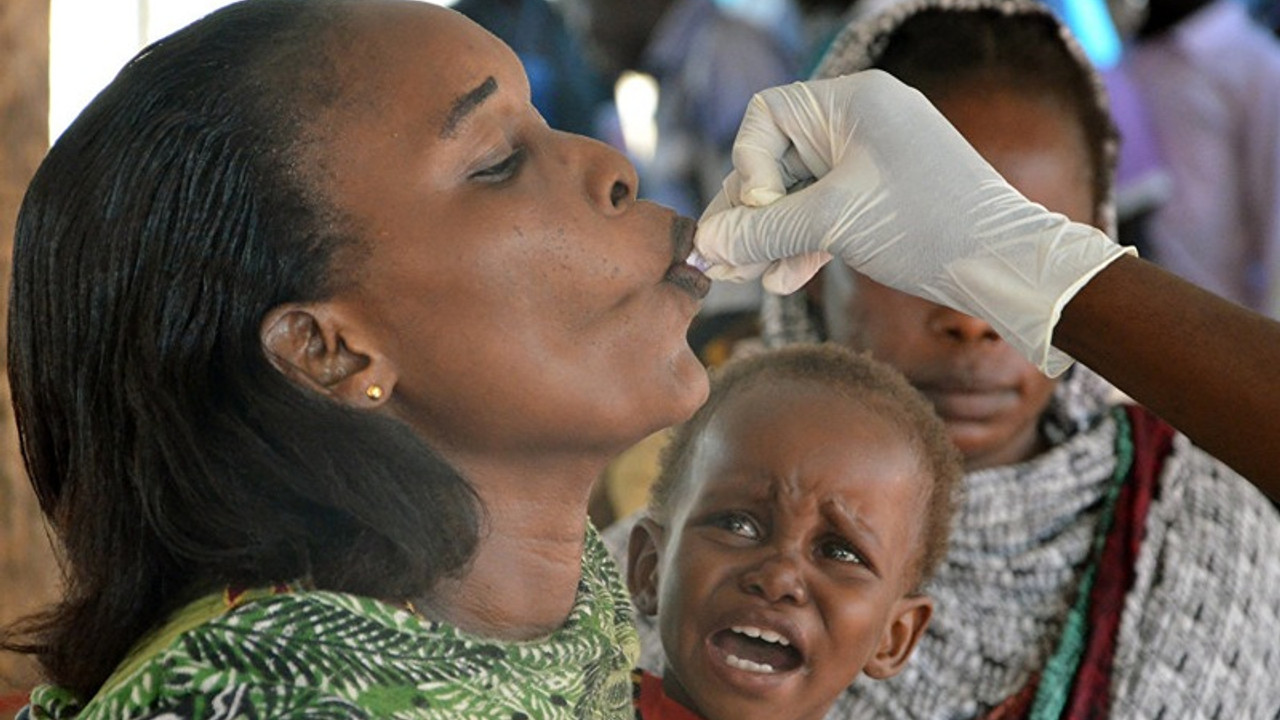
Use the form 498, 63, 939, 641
671, 351, 712, 419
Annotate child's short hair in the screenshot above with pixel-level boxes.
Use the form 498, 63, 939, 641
648, 343, 962, 590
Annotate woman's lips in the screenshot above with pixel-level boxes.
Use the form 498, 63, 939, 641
666, 215, 711, 299
665, 263, 712, 299
923, 386, 1019, 420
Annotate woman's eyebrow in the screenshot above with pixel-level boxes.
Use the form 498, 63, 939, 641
440, 76, 498, 140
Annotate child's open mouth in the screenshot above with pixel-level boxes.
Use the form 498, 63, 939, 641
711, 625, 804, 674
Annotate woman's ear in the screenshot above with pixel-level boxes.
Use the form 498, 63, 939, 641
863, 595, 933, 680
626, 517, 665, 617
260, 302, 396, 407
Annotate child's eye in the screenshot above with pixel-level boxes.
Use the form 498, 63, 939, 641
819, 538, 865, 566
470, 148, 525, 182
711, 512, 761, 540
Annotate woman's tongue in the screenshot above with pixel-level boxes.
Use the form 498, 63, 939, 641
712, 629, 802, 672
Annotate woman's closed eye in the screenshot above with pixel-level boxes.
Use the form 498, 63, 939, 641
470, 147, 525, 183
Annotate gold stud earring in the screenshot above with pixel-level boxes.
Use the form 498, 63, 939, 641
365, 384, 384, 401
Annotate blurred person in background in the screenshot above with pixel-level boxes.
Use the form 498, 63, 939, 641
561, 0, 801, 217
452, 0, 611, 137
1124, 0, 1280, 315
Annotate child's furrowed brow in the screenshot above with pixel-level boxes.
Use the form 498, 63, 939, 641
821, 500, 883, 566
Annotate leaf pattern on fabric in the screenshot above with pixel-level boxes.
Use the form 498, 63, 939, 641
28, 528, 639, 720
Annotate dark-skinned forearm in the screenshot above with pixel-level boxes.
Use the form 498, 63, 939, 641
1055, 254, 1280, 499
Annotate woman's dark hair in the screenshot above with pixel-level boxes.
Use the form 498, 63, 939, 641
3, 0, 479, 699
871, 8, 1117, 229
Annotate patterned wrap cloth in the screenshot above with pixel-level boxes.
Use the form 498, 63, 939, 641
23, 528, 639, 720
606, 3, 1280, 718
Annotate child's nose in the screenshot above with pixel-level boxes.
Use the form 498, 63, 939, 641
739, 551, 809, 605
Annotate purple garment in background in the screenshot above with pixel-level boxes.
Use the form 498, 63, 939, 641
1100, 64, 1170, 222
1126, 0, 1280, 314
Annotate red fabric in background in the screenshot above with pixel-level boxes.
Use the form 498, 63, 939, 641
981, 405, 1176, 720
0, 690, 31, 718
1061, 405, 1175, 720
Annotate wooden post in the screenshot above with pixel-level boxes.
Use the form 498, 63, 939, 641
0, 0, 58, 711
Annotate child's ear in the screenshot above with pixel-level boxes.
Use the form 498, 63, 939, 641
626, 517, 664, 617
863, 595, 933, 680
260, 302, 396, 408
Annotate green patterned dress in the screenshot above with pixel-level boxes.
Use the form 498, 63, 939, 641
24, 529, 638, 719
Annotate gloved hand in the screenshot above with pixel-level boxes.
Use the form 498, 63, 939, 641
694, 70, 1134, 376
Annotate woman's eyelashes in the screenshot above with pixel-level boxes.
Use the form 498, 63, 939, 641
469, 147, 526, 183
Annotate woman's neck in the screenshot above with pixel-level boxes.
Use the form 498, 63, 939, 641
412, 456, 603, 640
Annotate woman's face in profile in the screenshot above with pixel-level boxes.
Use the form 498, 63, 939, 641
314, 2, 710, 468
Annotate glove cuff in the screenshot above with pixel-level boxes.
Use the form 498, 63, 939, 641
927, 222, 1136, 377
1037, 244, 1135, 376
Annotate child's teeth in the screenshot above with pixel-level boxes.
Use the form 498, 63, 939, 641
731, 625, 791, 646
760, 629, 788, 646
725, 654, 776, 674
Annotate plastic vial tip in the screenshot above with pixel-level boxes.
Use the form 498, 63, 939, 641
685, 249, 713, 273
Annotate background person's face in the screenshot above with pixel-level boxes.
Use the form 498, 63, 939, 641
833, 87, 1095, 470
315, 3, 709, 471
654, 380, 929, 720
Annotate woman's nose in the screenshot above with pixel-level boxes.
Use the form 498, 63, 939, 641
739, 551, 809, 605
559, 131, 637, 214
928, 305, 1001, 344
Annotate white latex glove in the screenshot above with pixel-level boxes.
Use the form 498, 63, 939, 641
694, 70, 1135, 376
